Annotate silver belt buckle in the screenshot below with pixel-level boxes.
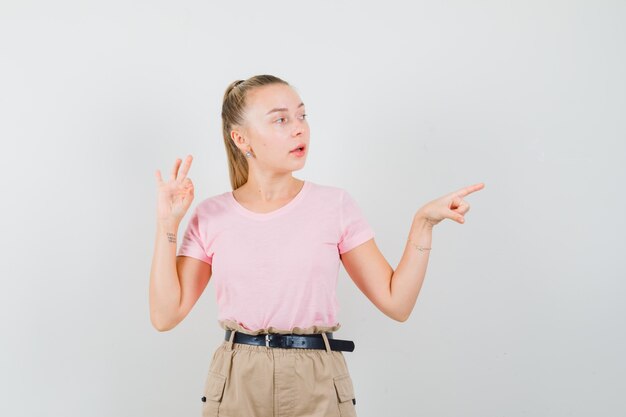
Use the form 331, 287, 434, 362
265, 334, 270, 347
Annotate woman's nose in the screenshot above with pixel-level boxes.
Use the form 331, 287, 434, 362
292, 120, 307, 136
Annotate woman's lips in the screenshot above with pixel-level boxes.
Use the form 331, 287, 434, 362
290, 144, 306, 153
289, 145, 306, 156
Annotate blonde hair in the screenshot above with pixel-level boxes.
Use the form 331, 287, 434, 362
221, 74, 291, 190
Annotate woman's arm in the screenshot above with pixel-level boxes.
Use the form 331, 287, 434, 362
149, 221, 184, 331
340, 213, 432, 322
149, 220, 212, 331
149, 155, 211, 331
389, 214, 433, 321
341, 182, 484, 321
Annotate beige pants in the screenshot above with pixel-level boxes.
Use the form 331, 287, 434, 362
200, 320, 358, 417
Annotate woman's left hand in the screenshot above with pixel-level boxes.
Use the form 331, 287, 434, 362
417, 182, 485, 226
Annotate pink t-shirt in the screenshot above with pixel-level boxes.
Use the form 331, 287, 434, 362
176, 180, 375, 332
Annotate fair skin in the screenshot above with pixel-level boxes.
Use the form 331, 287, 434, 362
340, 182, 484, 322
229, 83, 311, 210
149, 83, 485, 331
149, 84, 310, 331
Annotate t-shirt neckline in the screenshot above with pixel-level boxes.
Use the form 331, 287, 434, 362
227, 180, 311, 220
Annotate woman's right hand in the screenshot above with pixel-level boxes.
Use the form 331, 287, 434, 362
154, 155, 195, 226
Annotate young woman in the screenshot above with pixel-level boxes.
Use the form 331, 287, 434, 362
149, 74, 484, 417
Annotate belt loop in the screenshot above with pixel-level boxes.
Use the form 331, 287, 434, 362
321, 332, 332, 353
226, 329, 236, 351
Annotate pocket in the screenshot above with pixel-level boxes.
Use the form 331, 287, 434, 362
201, 371, 227, 417
333, 373, 357, 417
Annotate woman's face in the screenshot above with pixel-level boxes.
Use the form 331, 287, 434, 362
235, 83, 310, 173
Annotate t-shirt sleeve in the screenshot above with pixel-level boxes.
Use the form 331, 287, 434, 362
177, 205, 212, 265
337, 189, 376, 254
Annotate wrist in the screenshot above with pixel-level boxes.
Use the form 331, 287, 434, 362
407, 236, 432, 252
413, 211, 436, 229
408, 212, 433, 252
157, 219, 180, 232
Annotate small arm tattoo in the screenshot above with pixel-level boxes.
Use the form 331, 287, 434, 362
167, 232, 176, 243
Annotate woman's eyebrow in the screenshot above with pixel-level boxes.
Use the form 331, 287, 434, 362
265, 102, 305, 115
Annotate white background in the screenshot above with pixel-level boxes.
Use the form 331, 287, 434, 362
1, 1, 625, 416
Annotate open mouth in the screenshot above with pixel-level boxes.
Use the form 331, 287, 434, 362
290, 144, 306, 153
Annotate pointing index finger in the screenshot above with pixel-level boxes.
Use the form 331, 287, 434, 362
457, 182, 485, 198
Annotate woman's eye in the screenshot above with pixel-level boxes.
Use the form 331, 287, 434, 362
276, 114, 306, 124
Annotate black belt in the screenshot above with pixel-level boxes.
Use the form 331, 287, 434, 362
225, 330, 355, 352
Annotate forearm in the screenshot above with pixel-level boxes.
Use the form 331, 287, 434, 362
149, 221, 182, 331
389, 212, 434, 321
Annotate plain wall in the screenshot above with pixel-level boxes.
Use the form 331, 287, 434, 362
1, 1, 624, 416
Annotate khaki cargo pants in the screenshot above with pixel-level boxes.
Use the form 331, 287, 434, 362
200, 320, 358, 417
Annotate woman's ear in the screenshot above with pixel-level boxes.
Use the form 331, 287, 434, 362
230, 129, 245, 149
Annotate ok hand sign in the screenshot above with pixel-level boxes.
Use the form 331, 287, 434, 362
154, 155, 195, 226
